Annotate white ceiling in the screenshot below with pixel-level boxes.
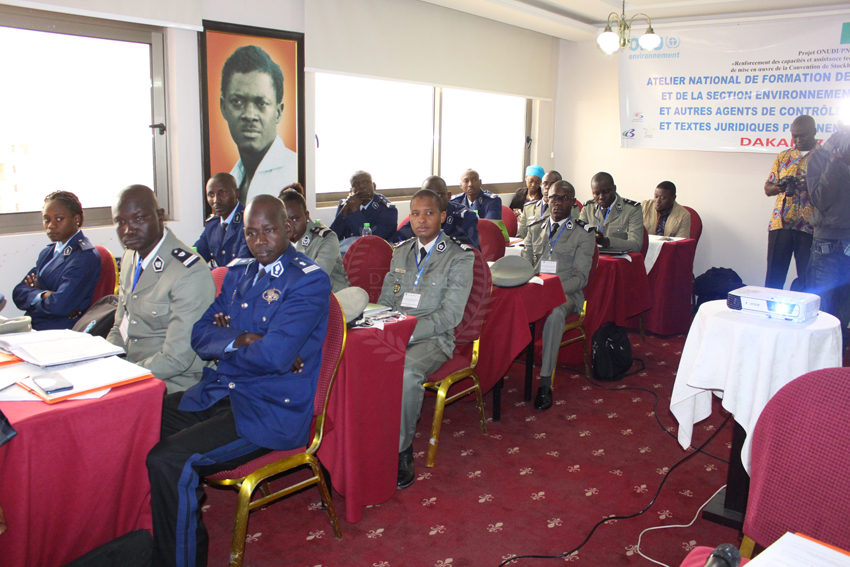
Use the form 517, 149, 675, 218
420, 0, 850, 41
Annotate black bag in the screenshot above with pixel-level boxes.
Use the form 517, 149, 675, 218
62, 529, 152, 567
693, 267, 745, 308
591, 323, 634, 381
72, 295, 118, 338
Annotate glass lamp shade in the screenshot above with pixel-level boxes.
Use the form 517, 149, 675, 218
597, 30, 621, 54
638, 30, 661, 50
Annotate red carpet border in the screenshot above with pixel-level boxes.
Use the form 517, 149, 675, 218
203, 332, 741, 567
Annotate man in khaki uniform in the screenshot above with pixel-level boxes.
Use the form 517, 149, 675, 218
107, 185, 215, 392
280, 190, 350, 292
641, 181, 691, 238
523, 180, 595, 410
378, 181, 474, 489
579, 171, 644, 253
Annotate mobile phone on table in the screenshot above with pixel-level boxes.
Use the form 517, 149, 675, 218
33, 372, 74, 395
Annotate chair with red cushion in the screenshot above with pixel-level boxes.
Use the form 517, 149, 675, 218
211, 267, 228, 297
478, 219, 506, 262
740, 367, 850, 559
684, 206, 703, 243
501, 205, 518, 237
640, 227, 649, 257
574, 199, 583, 211
422, 248, 492, 467
397, 215, 410, 231
204, 293, 346, 567
342, 235, 394, 303
557, 246, 599, 378
91, 246, 118, 304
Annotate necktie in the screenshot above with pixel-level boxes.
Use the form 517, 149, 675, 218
221, 222, 228, 236
253, 266, 267, 287
550, 222, 560, 239
132, 257, 143, 291
540, 203, 548, 217
420, 247, 427, 263
656, 214, 667, 236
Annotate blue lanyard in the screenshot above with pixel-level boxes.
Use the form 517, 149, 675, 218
548, 216, 570, 257
414, 230, 442, 288
595, 207, 611, 232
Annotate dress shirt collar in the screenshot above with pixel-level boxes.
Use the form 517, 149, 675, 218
221, 204, 238, 225
139, 228, 169, 270
360, 196, 375, 211
417, 234, 439, 256
53, 230, 81, 255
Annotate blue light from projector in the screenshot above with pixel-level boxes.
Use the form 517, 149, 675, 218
767, 301, 796, 316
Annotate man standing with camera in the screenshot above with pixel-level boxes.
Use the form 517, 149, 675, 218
806, 125, 850, 350
763, 115, 819, 290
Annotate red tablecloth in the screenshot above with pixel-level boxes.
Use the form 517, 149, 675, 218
476, 275, 567, 394
631, 238, 697, 335
319, 316, 417, 523
557, 253, 653, 366
0, 379, 166, 567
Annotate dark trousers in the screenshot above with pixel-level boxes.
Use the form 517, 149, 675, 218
146, 393, 270, 567
765, 229, 812, 290
808, 238, 850, 349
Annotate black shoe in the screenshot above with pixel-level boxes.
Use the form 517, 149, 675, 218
534, 386, 553, 410
397, 446, 415, 489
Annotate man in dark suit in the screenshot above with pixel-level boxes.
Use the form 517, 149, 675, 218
193, 173, 251, 268
146, 195, 331, 567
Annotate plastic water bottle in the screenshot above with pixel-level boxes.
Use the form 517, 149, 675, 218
361, 223, 372, 236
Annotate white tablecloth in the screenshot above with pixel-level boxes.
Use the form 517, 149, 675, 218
670, 300, 842, 473
644, 234, 685, 273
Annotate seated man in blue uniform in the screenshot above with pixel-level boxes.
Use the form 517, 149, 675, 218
330, 170, 398, 241
379, 189, 474, 489
193, 173, 251, 268
146, 195, 331, 567
396, 176, 480, 249
451, 169, 502, 219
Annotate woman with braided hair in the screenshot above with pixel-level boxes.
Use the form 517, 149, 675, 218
13, 191, 100, 330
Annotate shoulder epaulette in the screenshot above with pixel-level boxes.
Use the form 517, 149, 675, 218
394, 237, 415, 249
447, 236, 473, 251
374, 193, 392, 206
575, 219, 596, 233
294, 258, 321, 274
227, 257, 254, 268
584, 199, 594, 207
528, 217, 547, 227
172, 247, 200, 268
482, 190, 496, 197
623, 198, 640, 207
78, 239, 95, 251
310, 225, 334, 238
205, 213, 217, 223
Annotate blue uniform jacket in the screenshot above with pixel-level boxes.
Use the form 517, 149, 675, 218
182, 245, 331, 451
396, 200, 480, 250
450, 190, 503, 220
13, 231, 100, 330
193, 202, 251, 268
330, 193, 398, 241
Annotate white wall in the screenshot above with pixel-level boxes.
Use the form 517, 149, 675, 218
552, 39, 783, 287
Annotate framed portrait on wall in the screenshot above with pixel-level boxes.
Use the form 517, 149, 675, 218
199, 20, 305, 213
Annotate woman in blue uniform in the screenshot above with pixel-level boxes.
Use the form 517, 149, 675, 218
13, 191, 101, 330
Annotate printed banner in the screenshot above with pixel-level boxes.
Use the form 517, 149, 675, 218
619, 16, 850, 153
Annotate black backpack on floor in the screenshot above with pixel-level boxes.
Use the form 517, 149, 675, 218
591, 323, 635, 381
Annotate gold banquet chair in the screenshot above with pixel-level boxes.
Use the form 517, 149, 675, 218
422, 248, 492, 467
204, 293, 346, 567
556, 246, 599, 379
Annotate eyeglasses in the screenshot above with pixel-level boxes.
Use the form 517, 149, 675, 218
548, 195, 574, 204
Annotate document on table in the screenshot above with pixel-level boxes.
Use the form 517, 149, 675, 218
748, 533, 850, 566
0, 330, 124, 367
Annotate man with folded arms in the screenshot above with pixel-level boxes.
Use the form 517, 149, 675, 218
379, 188, 474, 489
107, 185, 214, 392
641, 181, 691, 238
146, 195, 331, 567
523, 180, 595, 410
330, 170, 398, 241
579, 172, 644, 253
451, 169, 502, 219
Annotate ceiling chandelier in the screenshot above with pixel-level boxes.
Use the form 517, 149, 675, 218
597, 0, 661, 54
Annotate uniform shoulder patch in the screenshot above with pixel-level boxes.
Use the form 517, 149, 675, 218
447, 236, 473, 251
78, 239, 95, 251
482, 190, 496, 197
394, 237, 415, 249
374, 193, 393, 207
171, 247, 200, 268
205, 213, 217, 223
310, 225, 333, 238
575, 219, 596, 233
227, 257, 254, 268
623, 198, 640, 207
584, 199, 594, 207
528, 217, 547, 228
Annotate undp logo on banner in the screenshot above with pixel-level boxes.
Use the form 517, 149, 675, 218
629, 36, 680, 51
622, 129, 636, 139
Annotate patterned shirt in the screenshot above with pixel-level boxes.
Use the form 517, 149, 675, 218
766, 145, 819, 233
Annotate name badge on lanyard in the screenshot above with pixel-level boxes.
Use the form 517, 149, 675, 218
401, 292, 421, 308
119, 313, 130, 344
405, 230, 443, 310
540, 260, 558, 274
544, 217, 569, 275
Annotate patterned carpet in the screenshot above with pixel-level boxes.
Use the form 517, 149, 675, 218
203, 331, 743, 567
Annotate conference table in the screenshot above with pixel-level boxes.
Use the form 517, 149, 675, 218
319, 316, 417, 523
0, 378, 165, 567
670, 300, 842, 527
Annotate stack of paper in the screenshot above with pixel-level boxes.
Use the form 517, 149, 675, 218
749, 533, 850, 566
0, 330, 124, 367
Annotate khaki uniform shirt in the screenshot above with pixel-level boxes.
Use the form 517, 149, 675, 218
378, 233, 474, 358
522, 216, 596, 308
579, 194, 644, 253
295, 220, 350, 293
107, 230, 215, 392
641, 200, 692, 239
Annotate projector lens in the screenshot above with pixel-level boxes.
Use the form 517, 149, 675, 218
767, 301, 796, 316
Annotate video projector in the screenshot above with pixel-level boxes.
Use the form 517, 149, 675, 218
727, 286, 820, 323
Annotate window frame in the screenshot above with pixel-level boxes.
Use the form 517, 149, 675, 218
314, 76, 532, 207
0, 5, 170, 235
